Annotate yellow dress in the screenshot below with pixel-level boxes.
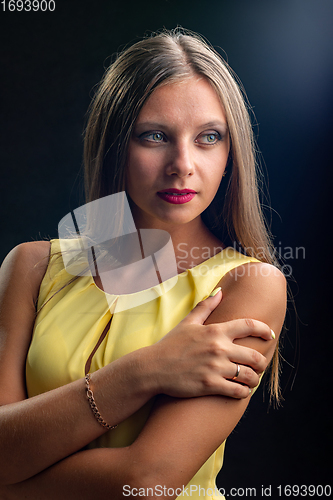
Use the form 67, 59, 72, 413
26, 239, 259, 500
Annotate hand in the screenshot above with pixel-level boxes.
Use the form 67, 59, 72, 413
150, 289, 274, 399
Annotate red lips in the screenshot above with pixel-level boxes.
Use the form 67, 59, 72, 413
157, 188, 197, 204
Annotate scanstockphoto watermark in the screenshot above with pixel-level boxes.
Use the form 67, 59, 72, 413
123, 484, 332, 497
177, 242, 305, 278
123, 484, 257, 497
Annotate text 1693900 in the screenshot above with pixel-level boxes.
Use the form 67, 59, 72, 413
1, 0, 55, 11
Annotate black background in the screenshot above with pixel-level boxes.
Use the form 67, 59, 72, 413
0, 0, 332, 497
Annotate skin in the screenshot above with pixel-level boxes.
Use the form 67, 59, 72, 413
0, 77, 286, 499
126, 77, 229, 270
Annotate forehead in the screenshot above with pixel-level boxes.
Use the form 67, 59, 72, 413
137, 77, 227, 126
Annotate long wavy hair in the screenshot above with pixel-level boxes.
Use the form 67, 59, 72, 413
83, 28, 281, 402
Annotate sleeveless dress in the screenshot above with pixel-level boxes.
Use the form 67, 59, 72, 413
26, 239, 259, 500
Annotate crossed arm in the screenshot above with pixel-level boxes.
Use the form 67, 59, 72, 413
0, 242, 286, 499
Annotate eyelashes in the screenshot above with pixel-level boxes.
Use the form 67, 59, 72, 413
195, 132, 222, 145
141, 132, 166, 143
139, 130, 223, 145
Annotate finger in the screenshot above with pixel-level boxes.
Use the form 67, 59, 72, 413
229, 344, 267, 373
212, 379, 252, 400
227, 363, 260, 389
224, 380, 253, 399
223, 318, 275, 341
184, 288, 222, 325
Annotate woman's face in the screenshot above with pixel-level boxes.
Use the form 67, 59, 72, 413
126, 76, 230, 230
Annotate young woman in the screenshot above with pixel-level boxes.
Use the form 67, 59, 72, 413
0, 29, 286, 499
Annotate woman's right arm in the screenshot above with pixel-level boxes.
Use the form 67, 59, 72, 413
0, 241, 270, 486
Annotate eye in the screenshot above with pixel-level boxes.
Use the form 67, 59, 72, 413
196, 131, 222, 145
141, 131, 165, 143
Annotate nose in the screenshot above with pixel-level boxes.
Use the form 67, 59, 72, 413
165, 143, 194, 178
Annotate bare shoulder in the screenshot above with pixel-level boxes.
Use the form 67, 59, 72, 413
222, 261, 287, 324
0, 241, 51, 303
1, 240, 51, 269
207, 262, 287, 360
224, 261, 287, 301
0, 241, 51, 404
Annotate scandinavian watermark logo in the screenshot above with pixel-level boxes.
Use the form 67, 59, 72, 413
58, 192, 178, 312
58, 192, 304, 311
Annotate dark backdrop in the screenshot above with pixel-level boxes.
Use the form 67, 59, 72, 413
1, 0, 332, 497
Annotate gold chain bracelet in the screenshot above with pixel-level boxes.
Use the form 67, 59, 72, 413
85, 373, 118, 430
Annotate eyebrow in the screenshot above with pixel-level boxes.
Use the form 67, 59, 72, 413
199, 121, 228, 130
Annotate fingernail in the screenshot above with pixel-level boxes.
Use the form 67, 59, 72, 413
209, 287, 221, 297
249, 388, 252, 395
271, 329, 276, 340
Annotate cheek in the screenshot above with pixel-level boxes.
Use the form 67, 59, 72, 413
125, 151, 144, 190
127, 165, 156, 189
126, 154, 161, 187
126, 147, 158, 180
202, 154, 227, 182
202, 165, 227, 200
125, 159, 157, 198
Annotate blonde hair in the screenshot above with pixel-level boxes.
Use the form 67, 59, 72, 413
83, 28, 281, 402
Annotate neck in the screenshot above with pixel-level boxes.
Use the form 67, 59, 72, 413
134, 215, 224, 273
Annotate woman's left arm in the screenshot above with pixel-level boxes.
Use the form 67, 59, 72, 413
126, 262, 287, 488
3, 262, 286, 500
